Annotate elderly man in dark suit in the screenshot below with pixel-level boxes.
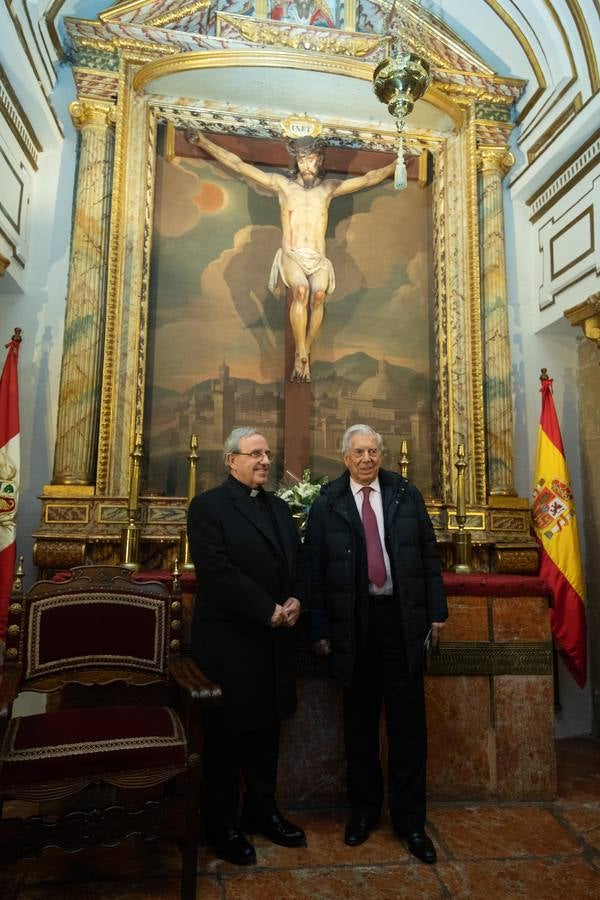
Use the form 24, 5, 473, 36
187, 427, 306, 866
306, 424, 447, 863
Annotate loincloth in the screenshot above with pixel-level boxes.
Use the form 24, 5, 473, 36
268, 247, 335, 295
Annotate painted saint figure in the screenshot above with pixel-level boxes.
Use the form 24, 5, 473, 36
188, 130, 395, 382
270, 0, 335, 28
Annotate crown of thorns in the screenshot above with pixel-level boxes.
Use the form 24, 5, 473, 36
286, 136, 325, 158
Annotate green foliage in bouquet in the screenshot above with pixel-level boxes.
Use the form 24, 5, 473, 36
276, 469, 328, 534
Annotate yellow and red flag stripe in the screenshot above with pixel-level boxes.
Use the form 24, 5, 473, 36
531, 372, 586, 687
0, 330, 21, 641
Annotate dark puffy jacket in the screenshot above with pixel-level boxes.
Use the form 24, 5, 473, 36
306, 468, 447, 686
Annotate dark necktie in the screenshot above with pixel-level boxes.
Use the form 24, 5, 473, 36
361, 486, 386, 588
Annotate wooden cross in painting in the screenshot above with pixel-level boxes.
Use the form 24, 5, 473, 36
186, 125, 395, 477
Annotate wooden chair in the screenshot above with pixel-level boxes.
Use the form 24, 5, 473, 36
0, 564, 221, 900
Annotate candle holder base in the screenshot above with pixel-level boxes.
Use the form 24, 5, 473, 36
452, 530, 474, 574
179, 529, 195, 571
120, 522, 141, 571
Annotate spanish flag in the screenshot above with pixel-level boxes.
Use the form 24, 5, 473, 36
0, 329, 21, 642
532, 370, 586, 687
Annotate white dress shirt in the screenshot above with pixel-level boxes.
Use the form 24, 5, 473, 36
349, 477, 393, 595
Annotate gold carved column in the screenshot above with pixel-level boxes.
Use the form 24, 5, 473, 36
52, 99, 116, 485
477, 145, 516, 497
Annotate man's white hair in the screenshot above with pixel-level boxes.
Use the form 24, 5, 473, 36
223, 427, 263, 466
341, 424, 383, 454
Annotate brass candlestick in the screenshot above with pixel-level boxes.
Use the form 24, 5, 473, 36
179, 434, 198, 571
452, 443, 473, 573
398, 439, 409, 478
120, 433, 143, 570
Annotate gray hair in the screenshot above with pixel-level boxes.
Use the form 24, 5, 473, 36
341, 424, 383, 454
223, 427, 263, 466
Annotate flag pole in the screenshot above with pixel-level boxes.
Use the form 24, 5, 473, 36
0, 328, 22, 642
532, 365, 587, 688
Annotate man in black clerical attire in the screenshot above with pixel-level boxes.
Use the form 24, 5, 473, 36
306, 424, 447, 863
187, 427, 306, 865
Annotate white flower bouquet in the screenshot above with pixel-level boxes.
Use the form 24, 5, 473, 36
276, 468, 327, 534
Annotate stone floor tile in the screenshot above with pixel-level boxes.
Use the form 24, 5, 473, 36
437, 858, 600, 899
223, 865, 444, 899
200, 810, 422, 872
558, 806, 600, 852
430, 806, 579, 858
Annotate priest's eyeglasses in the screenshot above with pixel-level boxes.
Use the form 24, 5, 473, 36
234, 449, 274, 461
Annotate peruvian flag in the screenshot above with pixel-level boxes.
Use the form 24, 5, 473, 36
0, 329, 21, 641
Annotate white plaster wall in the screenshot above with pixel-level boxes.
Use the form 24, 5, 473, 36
506, 115, 598, 737
0, 65, 77, 588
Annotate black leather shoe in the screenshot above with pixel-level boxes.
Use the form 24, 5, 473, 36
208, 825, 256, 865
406, 830, 437, 864
242, 811, 307, 848
344, 815, 379, 847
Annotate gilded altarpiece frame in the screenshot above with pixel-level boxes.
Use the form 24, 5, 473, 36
35, 47, 534, 574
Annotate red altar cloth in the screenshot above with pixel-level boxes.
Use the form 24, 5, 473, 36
442, 573, 551, 597
53, 570, 551, 598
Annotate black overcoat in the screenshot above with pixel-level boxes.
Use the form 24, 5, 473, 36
188, 476, 304, 733
306, 468, 447, 686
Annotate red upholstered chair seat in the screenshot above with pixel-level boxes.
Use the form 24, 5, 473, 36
0, 705, 187, 790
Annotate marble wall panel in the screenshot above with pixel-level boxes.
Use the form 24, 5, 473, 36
493, 596, 551, 641
494, 675, 557, 799
444, 596, 489, 641
426, 675, 492, 798
278, 675, 346, 808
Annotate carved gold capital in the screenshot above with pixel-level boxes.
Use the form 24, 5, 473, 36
69, 99, 116, 130
476, 145, 515, 175
564, 293, 600, 348
0, 252, 10, 275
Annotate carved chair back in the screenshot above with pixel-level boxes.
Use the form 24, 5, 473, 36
0, 565, 219, 900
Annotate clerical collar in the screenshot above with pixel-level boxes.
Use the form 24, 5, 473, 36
228, 475, 262, 497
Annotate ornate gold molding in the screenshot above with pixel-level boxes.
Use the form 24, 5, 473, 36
0, 252, 10, 275
466, 106, 487, 504
216, 12, 384, 58
97, 56, 134, 494
431, 80, 516, 108
476, 145, 515, 176
146, 0, 211, 28
99, 0, 153, 22
565, 294, 600, 348
134, 48, 378, 93
69, 98, 116, 129
74, 35, 176, 61
133, 49, 463, 126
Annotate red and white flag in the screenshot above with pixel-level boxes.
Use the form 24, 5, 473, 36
0, 329, 21, 642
